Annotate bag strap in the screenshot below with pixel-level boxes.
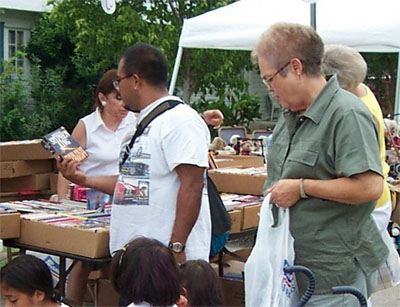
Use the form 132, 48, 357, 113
121, 99, 182, 166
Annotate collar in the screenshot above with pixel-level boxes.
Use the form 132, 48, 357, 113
90, 107, 107, 133
136, 95, 183, 126
293, 75, 340, 125
90, 107, 132, 133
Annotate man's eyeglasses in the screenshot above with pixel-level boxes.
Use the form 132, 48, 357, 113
262, 61, 291, 87
113, 73, 134, 91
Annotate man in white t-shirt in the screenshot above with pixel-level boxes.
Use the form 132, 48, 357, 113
58, 43, 211, 264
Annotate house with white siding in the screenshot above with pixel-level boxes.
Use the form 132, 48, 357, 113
0, 0, 50, 74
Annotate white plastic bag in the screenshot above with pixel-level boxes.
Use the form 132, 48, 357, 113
245, 194, 298, 307
377, 228, 400, 288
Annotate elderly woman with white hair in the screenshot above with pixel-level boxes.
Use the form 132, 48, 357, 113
322, 44, 392, 233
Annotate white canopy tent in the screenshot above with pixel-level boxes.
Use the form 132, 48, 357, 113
169, 0, 400, 115
0, 0, 51, 12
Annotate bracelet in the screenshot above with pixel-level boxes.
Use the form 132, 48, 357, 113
299, 178, 308, 199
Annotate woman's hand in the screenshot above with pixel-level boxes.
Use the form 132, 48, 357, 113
268, 179, 301, 208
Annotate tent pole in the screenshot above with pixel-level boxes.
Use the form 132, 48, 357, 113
169, 46, 183, 95
395, 52, 400, 123
310, 3, 316, 30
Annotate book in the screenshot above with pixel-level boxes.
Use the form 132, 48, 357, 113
41, 126, 88, 162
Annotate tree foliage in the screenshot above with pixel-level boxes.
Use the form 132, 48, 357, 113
0, 56, 70, 141
16, 0, 262, 140
23, 0, 257, 139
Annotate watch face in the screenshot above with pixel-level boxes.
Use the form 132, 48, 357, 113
169, 242, 184, 253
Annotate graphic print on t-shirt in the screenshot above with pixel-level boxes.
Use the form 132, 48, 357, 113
114, 129, 150, 206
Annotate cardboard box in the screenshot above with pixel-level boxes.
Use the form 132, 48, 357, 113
16, 219, 110, 258
50, 173, 58, 194
0, 191, 52, 202
208, 170, 267, 196
229, 210, 242, 234
220, 277, 244, 306
0, 160, 54, 178
241, 204, 261, 230
0, 212, 20, 239
0, 173, 51, 192
0, 140, 51, 161
213, 154, 265, 169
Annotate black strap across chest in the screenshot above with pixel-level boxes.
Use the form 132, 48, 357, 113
120, 99, 182, 166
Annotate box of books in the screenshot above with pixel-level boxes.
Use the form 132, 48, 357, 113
41, 126, 88, 162
228, 210, 242, 234
17, 214, 110, 258
49, 173, 58, 194
241, 204, 261, 230
222, 194, 263, 230
0, 140, 52, 161
208, 167, 267, 196
213, 154, 264, 169
0, 210, 20, 239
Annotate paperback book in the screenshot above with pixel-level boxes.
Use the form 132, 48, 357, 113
41, 126, 88, 162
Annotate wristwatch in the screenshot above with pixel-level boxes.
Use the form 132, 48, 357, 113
299, 178, 309, 199
168, 241, 185, 253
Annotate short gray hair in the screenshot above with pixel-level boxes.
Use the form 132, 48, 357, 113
322, 44, 367, 91
252, 22, 324, 76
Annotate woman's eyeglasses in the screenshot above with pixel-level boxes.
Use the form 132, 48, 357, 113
261, 61, 291, 87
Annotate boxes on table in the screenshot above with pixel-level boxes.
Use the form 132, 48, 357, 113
16, 217, 110, 258
213, 154, 264, 169
0, 140, 51, 161
0, 160, 54, 179
208, 167, 267, 196
0, 173, 51, 192
223, 193, 264, 232
0, 211, 20, 239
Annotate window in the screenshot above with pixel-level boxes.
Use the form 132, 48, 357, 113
8, 29, 25, 69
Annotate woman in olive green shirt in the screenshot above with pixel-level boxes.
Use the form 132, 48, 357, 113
251, 22, 388, 306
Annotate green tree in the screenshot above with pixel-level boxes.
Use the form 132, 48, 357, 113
25, 0, 259, 136
0, 56, 70, 141
0, 58, 31, 141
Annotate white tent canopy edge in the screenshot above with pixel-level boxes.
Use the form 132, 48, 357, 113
169, 0, 400, 117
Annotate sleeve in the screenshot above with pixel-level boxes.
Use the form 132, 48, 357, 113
161, 113, 210, 171
334, 108, 383, 178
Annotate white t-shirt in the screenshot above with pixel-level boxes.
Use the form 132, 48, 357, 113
110, 96, 211, 260
80, 108, 137, 176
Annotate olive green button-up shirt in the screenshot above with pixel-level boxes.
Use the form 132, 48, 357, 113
264, 76, 388, 294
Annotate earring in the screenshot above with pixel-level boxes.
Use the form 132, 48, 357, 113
101, 100, 107, 107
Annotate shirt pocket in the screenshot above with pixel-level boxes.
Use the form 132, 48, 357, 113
285, 149, 319, 178
287, 149, 318, 167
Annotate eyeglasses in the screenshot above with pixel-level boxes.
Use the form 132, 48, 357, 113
262, 61, 291, 87
113, 73, 134, 91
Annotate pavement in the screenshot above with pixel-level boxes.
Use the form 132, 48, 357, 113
371, 285, 400, 306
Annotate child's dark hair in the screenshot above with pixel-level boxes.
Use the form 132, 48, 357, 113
179, 259, 224, 306
110, 237, 180, 306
